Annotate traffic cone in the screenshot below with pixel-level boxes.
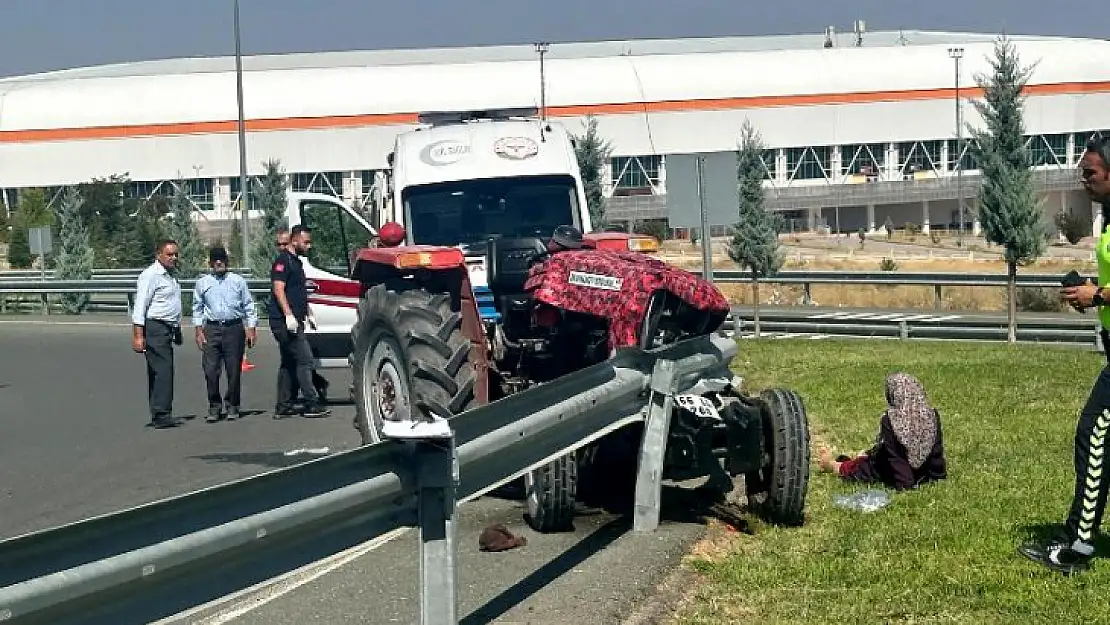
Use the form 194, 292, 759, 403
241, 356, 256, 372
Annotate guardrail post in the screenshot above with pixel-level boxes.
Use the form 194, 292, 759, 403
802, 282, 812, 306
633, 358, 677, 533
899, 321, 909, 340
385, 416, 459, 625
933, 285, 942, 309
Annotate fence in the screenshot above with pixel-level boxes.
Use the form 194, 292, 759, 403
0, 331, 738, 625
0, 270, 1090, 317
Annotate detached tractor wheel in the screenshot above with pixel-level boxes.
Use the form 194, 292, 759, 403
524, 453, 577, 533
745, 388, 810, 526
350, 284, 477, 445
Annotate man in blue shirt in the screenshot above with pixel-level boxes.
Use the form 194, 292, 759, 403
132, 239, 184, 429
193, 247, 258, 422
270, 225, 329, 418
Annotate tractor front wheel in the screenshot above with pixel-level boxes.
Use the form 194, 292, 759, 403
745, 388, 810, 526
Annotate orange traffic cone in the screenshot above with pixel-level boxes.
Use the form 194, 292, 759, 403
241, 356, 256, 372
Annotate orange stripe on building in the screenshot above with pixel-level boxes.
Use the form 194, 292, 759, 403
2, 80, 1109, 144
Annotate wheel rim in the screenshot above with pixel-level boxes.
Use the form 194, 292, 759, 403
357, 331, 412, 444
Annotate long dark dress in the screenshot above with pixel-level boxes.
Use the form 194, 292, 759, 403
837, 409, 948, 491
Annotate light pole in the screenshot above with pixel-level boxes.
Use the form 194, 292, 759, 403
534, 42, 549, 122
948, 46, 964, 247
234, 0, 250, 268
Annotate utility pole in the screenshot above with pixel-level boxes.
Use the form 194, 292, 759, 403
696, 155, 713, 282
534, 42, 549, 122
235, 0, 250, 267
948, 46, 964, 247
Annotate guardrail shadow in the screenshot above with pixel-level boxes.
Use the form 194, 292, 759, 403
461, 483, 746, 625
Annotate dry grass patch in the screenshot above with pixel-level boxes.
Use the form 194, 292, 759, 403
656, 253, 1095, 311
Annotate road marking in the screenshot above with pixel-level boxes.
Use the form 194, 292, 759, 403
151, 527, 411, 625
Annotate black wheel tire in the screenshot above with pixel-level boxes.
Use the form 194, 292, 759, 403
746, 388, 810, 526
350, 284, 477, 445
524, 452, 578, 533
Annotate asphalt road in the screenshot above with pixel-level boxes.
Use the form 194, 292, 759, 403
0, 318, 362, 540
0, 317, 718, 625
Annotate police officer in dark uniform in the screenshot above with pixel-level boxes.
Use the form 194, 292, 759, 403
270, 225, 330, 418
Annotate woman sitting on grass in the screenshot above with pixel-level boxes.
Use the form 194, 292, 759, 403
817, 372, 948, 491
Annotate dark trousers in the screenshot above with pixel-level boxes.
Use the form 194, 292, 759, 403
144, 320, 175, 419
202, 320, 246, 411
270, 318, 318, 408
1065, 364, 1110, 547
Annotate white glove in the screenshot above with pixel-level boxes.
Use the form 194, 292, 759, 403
285, 315, 298, 332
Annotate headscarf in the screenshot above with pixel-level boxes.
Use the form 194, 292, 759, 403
883, 372, 938, 468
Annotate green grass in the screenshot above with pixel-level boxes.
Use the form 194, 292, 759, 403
674, 339, 1109, 625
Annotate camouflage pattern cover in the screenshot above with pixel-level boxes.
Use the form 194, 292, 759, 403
524, 248, 731, 350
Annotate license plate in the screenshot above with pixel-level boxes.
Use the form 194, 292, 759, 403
675, 394, 722, 420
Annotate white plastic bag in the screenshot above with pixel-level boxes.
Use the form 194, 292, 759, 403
832, 489, 891, 513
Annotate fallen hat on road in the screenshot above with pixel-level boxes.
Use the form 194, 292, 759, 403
478, 523, 527, 552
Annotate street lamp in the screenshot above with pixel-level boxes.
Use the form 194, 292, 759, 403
948, 46, 965, 247
534, 42, 549, 122
234, 0, 250, 267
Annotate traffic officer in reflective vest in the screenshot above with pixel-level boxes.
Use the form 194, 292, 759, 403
1021, 137, 1110, 574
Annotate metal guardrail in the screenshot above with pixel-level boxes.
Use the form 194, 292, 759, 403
0, 270, 1090, 320
0, 332, 738, 625
726, 308, 1102, 348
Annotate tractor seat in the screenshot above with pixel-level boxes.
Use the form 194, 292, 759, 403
485, 236, 548, 303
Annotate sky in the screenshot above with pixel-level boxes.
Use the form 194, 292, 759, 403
0, 0, 1103, 78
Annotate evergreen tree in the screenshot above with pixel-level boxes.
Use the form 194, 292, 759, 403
8, 188, 54, 269
968, 35, 1046, 343
53, 186, 94, 313
78, 175, 131, 267
229, 217, 243, 269
249, 159, 289, 283
162, 178, 206, 279
727, 120, 783, 338
114, 196, 166, 269
0, 197, 9, 244
572, 115, 613, 230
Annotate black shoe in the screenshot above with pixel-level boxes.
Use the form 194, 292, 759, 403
226, 407, 240, 421
1018, 537, 1093, 575
303, 402, 331, 418
273, 404, 298, 419
150, 415, 182, 429
206, 409, 223, 423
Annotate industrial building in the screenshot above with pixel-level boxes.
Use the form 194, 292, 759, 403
1, 25, 1108, 237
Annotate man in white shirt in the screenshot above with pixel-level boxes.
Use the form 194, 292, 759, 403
132, 239, 184, 429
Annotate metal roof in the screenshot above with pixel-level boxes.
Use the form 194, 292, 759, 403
0, 29, 1072, 84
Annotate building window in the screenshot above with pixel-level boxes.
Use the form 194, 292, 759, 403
946, 139, 980, 172
1073, 130, 1109, 163
898, 140, 942, 175
611, 155, 661, 195
290, 172, 344, 196
785, 146, 830, 180
760, 149, 776, 180
1026, 134, 1068, 167
840, 143, 885, 179
184, 178, 215, 211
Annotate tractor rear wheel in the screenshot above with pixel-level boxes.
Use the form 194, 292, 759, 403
745, 388, 810, 526
351, 284, 477, 445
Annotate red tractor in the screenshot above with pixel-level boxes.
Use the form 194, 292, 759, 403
348, 223, 810, 532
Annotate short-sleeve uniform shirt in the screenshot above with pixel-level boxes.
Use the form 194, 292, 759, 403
269, 251, 309, 320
